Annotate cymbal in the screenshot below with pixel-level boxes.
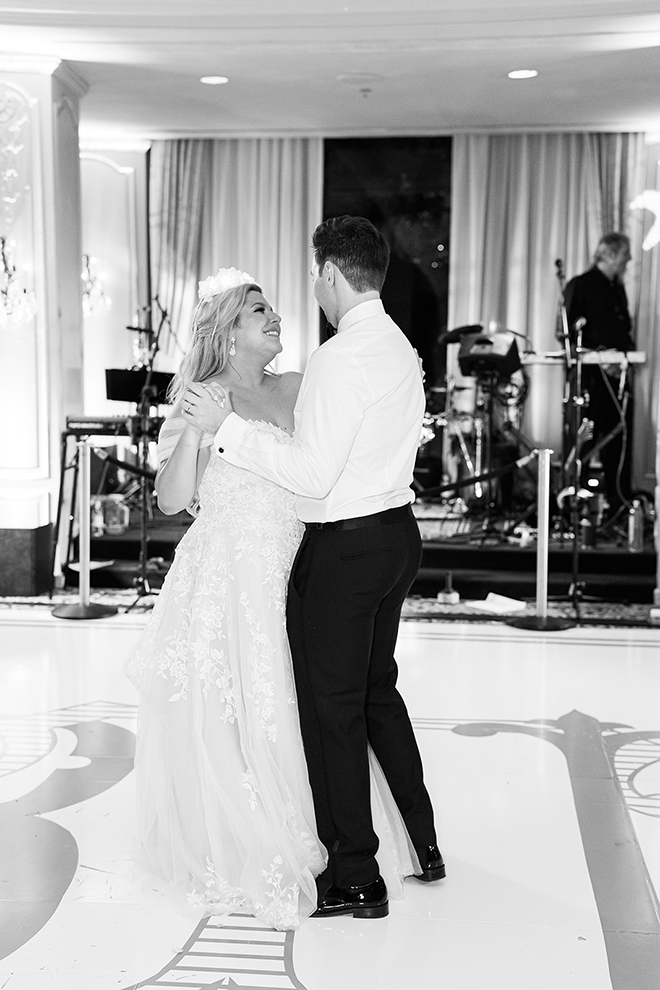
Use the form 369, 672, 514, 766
440, 324, 483, 344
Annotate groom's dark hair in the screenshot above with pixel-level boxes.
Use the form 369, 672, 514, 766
312, 215, 390, 293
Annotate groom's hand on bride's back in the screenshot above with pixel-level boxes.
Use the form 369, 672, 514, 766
181, 382, 233, 433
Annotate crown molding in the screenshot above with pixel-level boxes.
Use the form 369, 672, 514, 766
0, 52, 62, 75
0, 53, 88, 98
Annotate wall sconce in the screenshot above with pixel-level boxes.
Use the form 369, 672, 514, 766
0, 236, 38, 329
81, 253, 112, 319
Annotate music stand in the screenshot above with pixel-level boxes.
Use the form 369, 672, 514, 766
105, 368, 173, 406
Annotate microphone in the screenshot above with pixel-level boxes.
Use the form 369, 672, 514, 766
572, 317, 586, 335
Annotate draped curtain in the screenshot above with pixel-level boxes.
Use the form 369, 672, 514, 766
148, 140, 211, 365
448, 132, 647, 477
149, 137, 323, 373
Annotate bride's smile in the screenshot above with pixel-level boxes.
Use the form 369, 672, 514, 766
235, 291, 283, 354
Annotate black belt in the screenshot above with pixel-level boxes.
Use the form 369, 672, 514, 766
304, 504, 412, 531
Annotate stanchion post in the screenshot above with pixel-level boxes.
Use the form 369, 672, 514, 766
536, 447, 551, 622
507, 448, 575, 631
52, 441, 118, 620
655, 384, 660, 606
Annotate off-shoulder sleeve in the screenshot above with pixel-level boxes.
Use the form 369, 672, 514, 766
156, 414, 215, 518
156, 415, 214, 471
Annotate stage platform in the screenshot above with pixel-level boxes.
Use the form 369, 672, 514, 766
415, 534, 656, 603
60, 500, 658, 608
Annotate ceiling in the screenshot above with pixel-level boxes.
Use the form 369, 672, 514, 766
1, 0, 660, 145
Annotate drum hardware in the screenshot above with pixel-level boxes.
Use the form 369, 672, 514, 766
456, 329, 524, 527
418, 331, 532, 530
439, 324, 483, 345
417, 371, 479, 503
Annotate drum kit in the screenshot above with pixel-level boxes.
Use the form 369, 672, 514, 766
416, 324, 529, 521
418, 308, 645, 553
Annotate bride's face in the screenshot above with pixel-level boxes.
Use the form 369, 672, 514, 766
235, 290, 283, 359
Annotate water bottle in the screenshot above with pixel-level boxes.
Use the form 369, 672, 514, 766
579, 514, 595, 549
628, 499, 644, 553
91, 498, 105, 538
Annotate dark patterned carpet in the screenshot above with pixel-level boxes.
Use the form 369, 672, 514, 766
402, 596, 660, 628
1, 588, 658, 628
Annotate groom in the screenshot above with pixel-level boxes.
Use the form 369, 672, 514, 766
187, 215, 444, 918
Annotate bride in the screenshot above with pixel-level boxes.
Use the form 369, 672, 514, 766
124, 268, 416, 930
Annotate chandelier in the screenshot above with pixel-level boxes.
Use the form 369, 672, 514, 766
0, 236, 38, 329
81, 253, 111, 319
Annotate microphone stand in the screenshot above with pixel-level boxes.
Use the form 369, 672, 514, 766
125, 298, 170, 611
553, 260, 595, 620
566, 320, 590, 618
555, 259, 573, 491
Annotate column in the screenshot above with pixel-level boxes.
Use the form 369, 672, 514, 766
0, 55, 87, 592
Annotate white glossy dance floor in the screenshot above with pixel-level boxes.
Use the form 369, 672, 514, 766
0, 607, 659, 990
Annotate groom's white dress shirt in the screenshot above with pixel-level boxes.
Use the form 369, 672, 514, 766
213, 299, 425, 524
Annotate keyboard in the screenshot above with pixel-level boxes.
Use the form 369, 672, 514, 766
66, 416, 132, 437
521, 350, 645, 367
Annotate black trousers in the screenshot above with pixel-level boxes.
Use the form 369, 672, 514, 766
286, 507, 437, 888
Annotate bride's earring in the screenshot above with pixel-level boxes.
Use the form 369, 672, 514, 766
229, 336, 236, 357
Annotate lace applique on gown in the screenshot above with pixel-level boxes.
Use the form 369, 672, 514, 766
125, 421, 326, 930
125, 418, 419, 930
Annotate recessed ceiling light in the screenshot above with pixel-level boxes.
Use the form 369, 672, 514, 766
336, 73, 383, 85
200, 76, 229, 85
508, 69, 538, 80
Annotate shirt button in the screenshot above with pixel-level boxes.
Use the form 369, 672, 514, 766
218, 446, 224, 453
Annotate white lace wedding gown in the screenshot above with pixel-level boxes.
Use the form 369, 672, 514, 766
125, 419, 418, 931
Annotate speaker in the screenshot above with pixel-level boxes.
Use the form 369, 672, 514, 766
458, 331, 521, 379
0, 524, 53, 596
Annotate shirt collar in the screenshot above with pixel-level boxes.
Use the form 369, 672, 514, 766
337, 298, 385, 334
593, 264, 618, 285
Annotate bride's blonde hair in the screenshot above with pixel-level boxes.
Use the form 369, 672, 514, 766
168, 281, 261, 404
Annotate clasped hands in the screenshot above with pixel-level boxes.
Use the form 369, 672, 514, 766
181, 382, 233, 434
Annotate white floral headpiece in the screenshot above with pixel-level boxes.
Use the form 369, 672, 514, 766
198, 267, 255, 302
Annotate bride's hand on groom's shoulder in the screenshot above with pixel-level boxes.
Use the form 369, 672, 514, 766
181, 381, 233, 433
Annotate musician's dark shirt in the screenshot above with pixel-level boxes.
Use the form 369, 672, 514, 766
564, 265, 633, 351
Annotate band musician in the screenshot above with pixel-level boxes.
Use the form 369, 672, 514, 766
563, 232, 634, 519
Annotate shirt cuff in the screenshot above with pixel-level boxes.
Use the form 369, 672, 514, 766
214, 412, 249, 455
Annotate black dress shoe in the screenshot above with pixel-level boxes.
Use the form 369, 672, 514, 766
312, 875, 389, 919
414, 844, 446, 882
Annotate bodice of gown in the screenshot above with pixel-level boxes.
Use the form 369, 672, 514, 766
193, 420, 303, 554
125, 420, 304, 698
